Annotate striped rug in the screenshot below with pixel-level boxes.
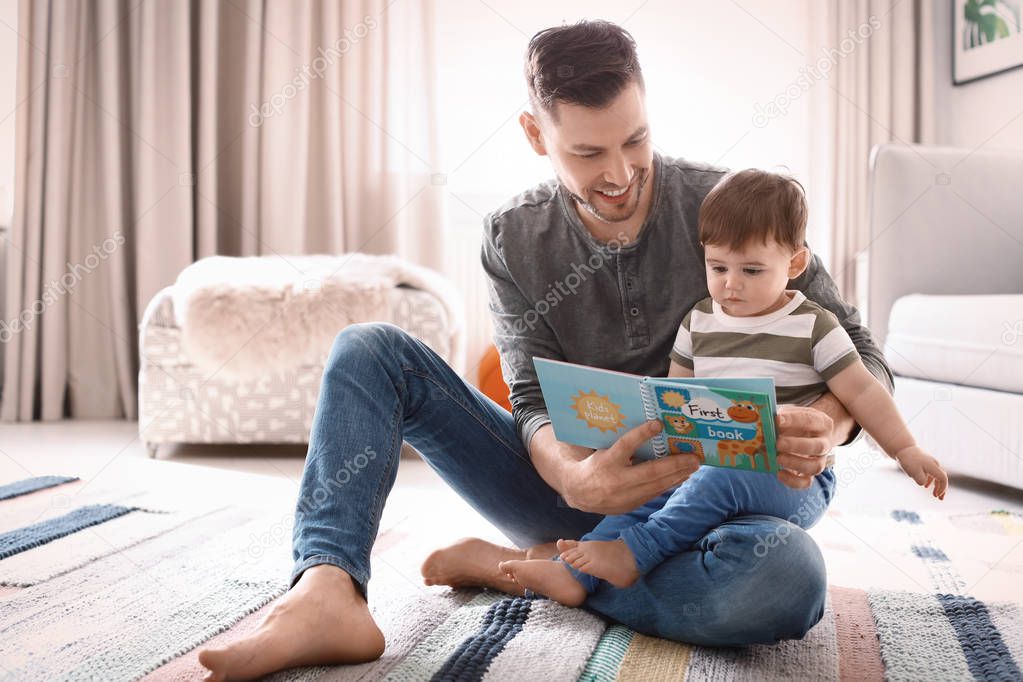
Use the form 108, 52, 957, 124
0, 473, 1020, 681
148, 507, 1023, 680
0, 475, 79, 501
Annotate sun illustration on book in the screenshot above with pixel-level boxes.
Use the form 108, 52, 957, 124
570, 390, 626, 433
661, 390, 688, 409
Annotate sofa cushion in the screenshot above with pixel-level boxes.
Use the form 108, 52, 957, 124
885, 294, 1023, 393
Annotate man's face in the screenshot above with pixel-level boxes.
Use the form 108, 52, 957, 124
703, 241, 807, 317
527, 82, 653, 225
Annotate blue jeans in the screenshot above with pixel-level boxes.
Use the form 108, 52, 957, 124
291, 323, 831, 646
565, 466, 836, 594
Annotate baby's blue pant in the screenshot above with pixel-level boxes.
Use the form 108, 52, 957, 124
565, 465, 837, 594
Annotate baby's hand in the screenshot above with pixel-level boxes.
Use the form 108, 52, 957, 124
894, 445, 948, 500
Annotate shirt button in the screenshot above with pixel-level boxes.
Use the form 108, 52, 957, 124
630, 307, 640, 316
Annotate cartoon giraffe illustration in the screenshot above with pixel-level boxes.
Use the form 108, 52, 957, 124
716, 399, 768, 470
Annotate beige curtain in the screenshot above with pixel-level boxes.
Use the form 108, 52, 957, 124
2, 0, 443, 421
808, 0, 935, 310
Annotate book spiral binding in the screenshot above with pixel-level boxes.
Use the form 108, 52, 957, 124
639, 381, 668, 458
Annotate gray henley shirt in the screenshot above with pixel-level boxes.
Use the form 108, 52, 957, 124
480, 152, 894, 452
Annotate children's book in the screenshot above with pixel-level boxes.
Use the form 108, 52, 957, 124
534, 357, 779, 473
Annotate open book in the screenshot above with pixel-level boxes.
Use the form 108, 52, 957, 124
534, 358, 779, 473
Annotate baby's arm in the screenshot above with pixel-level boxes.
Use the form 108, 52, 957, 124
667, 361, 695, 378
826, 361, 948, 499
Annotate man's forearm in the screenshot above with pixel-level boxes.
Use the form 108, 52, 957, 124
808, 391, 857, 448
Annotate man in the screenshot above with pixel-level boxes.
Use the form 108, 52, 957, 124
199, 20, 892, 681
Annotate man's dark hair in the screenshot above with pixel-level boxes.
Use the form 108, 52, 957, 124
524, 20, 644, 120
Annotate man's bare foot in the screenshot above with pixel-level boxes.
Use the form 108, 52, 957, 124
420, 537, 557, 595
197, 564, 385, 681
557, 538, 641, 588
497, 559, 587, 607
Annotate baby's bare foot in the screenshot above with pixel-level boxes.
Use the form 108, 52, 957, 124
198, 564, 384, 681
557, 538, 640, 588
497, 559, 586, 607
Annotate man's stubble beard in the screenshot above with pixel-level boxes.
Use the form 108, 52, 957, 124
560, 166, 649, 225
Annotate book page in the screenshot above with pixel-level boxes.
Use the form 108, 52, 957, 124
643, 378, 778, 473
533, 358, 658, 460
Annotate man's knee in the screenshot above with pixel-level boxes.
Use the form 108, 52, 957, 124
752, 521, 826, 637
643, 518, 827, 645
704, 519, 826, 642
332, 322, 408, 351
327, 322, 409, 370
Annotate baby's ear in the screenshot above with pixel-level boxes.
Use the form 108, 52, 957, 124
788, 246, 810, 278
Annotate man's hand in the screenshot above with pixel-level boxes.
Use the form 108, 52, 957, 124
558, 420, 701, 514
775, 403, 840, 489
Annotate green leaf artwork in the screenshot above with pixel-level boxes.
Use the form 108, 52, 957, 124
964, 0, 1022, 49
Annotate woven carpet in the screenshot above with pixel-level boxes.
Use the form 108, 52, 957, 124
0, 475, 79, 501
0, 474, 1020, 681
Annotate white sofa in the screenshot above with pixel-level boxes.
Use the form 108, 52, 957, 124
866, 144, 1023, 490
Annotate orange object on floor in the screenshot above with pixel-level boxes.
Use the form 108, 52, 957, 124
478, 345, 512, 412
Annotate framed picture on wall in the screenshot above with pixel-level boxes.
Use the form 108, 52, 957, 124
954, 0, 1023, 84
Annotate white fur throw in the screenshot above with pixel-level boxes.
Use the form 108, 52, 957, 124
172, 254, 464, 381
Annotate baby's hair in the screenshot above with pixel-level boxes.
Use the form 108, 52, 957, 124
698, 168, 808, 252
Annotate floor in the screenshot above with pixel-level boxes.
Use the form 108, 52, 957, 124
2, 419, 1022, 601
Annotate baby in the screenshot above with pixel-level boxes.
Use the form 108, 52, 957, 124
499, 168, 949, 606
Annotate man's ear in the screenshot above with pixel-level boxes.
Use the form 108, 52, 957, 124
519, 111, 548, 156
788, 246, 810, 279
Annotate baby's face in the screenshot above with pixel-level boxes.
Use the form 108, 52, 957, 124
703, 241, 806, 317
